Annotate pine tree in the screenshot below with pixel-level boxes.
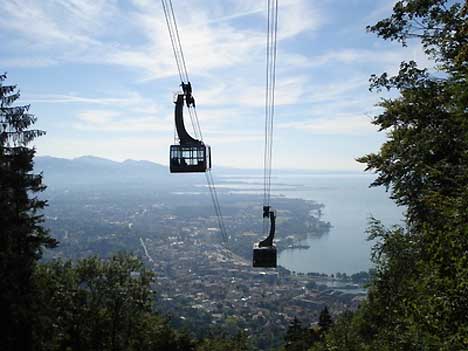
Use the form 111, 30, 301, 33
318, 307, 333, 333
285, 317, 304, 346
0, 73, 56, 350
284, 317, 321, 351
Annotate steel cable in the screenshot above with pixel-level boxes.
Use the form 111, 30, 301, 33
263, 0, 279, 234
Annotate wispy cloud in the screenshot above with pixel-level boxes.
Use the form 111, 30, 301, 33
0, 0, 113, 47
238, 76, 307, 107
74, 109, 171, 133
278, 0, 324, 40
25, 92, 161, 114
206, 130, 264, 144
278, 113, 377, 135
306, 77, 369, 104
0, 0, 323, 81
0, 57, 58, 67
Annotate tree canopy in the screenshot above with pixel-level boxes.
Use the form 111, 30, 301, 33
310, 1, 468, 350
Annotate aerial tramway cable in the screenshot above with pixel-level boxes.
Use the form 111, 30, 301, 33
161, 0, 228, 243
253, 0, 279, 268
263, 0, 278, 214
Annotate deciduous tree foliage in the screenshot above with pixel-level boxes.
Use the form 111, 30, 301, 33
34, 254, 149, 350
32, 254, 200, 351
196, 333, 252, 351
32, 253, 255, 351
0, 73, 57, 350
311, 1, 468, 350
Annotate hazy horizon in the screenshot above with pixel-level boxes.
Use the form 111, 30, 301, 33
36, 154, 372, 173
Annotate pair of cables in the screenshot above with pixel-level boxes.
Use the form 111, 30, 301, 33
263, 0, 279, 233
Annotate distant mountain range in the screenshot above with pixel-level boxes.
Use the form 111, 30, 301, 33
34, 155, 268, 189
35, 155, 167, 175
34, 155, 362, 188
34, 155, 190, 187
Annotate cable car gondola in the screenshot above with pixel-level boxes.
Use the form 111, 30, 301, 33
169, 82, 211, 173
253, 206, 277, 268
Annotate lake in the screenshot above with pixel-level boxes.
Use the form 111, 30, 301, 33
219, 172, 404, 275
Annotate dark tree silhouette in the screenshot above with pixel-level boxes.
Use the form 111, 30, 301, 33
318, 306, 333, 333
0, 73, 56, 350
285, 317, 321, 350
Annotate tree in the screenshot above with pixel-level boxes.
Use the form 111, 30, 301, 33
0, 73, 57, 350
283, 317, 320, 351
285, 317, 305, 349
357, 2, 468, 347
318, 307, 333, 333
33, 254, 196, 351
311, 1, 468, 349
196, 333, 251, 351
310, 311, 366, 351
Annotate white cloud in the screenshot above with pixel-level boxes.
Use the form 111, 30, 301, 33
0, 0, 324, 81
279, 113, 377, 135
74, 109, 172, 133
121, 4, 266, 80
281, 45, 435, 75
0, 57, 58, 67
78, 110, 117, 125
306, 77, 369, 103
206, 131, 263, 144
278, 0, 323, 40
238, 76, 307, 107
25, 92, 160, 115
0, 0, 114, 47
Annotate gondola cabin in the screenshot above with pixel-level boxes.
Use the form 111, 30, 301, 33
170, 144, 211, 173
253, 243, 277, 268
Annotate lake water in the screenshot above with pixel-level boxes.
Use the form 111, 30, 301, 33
219, 173, 404, 275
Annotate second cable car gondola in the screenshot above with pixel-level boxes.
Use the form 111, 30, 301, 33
170, 82, 211, 173
252, 0, 279, 268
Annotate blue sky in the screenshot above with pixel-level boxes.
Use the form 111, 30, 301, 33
0, 0, 432, 170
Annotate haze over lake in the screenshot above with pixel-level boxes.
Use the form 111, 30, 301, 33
218, 172, 403, 275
